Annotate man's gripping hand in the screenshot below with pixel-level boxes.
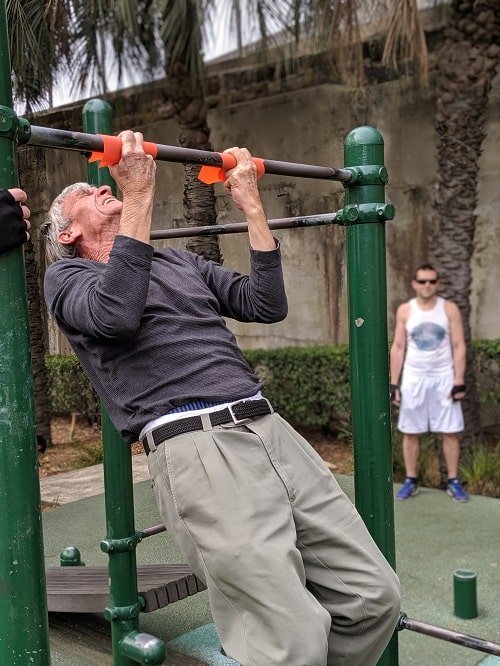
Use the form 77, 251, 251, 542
222, 147, 275, 251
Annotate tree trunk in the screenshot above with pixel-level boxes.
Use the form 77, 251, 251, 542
18, 146, 52, 447
430, 0, 500, 449
166, 62, 222, 264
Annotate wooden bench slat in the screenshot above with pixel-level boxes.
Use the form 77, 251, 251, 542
46, 563, 206, 614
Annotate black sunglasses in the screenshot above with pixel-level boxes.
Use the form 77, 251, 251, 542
415, 279, 438, 285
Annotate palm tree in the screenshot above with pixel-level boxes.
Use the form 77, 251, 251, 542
426, 0, 500, 441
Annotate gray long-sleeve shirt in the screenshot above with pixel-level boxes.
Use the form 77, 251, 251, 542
44, 235, 287, 443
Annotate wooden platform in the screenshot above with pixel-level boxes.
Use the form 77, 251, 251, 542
46, 564, 206, 614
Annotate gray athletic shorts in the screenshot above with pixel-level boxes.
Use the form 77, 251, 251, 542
398, 371, 464, 434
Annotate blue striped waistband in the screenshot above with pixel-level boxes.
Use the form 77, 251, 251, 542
168, 399, 227, 414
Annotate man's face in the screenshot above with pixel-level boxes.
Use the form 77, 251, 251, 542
58, 185, 122, 251
411, 269, 439, 300
63, 185, 122, 231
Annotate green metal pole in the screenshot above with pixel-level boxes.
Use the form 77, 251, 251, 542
82, 99, 165, 666
342, 126, 398, 666
0, 3, 50, 664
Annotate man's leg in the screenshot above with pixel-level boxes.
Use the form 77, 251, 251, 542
248, 415, 401, 666
402, 433, 420, 477
442, 433, 460, 478
147, 420, 333, 666
442, 432, 469, 501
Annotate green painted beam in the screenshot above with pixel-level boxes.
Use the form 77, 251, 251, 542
0, 2, 50, 663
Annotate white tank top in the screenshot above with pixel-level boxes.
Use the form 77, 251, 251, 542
404, 297, 453, 375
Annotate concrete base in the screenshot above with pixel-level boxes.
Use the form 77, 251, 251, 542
167, 624, 239, 665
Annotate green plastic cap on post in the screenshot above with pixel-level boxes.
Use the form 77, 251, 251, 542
453, 569, 478, 619
60, 546, 84, 566
344, 126, 384, 168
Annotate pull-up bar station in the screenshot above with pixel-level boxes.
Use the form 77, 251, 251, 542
0, 5, 398, 666
0, 94, 397, 665
1, 7, 499, 660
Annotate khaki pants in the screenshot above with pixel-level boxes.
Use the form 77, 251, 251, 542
147, 413, 400, 666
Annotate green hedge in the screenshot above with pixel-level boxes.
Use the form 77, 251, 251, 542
46, 340, 500, 434
244, 346, 350, 434
46, 355, 100, 425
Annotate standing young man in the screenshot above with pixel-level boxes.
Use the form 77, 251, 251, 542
390, 263, 469, 502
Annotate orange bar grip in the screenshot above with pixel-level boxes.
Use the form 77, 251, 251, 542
198, 153, 266, 184
88, 135, 159, 167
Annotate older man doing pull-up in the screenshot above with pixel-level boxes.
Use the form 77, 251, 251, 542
43, 130, 400, 666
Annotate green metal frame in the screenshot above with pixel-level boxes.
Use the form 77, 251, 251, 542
83, 100, 166, 665
344, 126, 398, 665
0, 3, 50, 664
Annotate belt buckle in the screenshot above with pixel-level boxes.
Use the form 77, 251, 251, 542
227, 400, 251, 425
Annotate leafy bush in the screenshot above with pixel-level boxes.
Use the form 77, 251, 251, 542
460, 444, 500, 497
473, 339, 500, 432
46, 355, 100, 425
45, 340, 500, 436
244, 346, 351, 435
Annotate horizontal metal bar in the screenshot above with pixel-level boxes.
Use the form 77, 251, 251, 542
399, 616, 500, 656
25, 125, 352, 183
150, 213, 338, 240
140, 524, 166, 539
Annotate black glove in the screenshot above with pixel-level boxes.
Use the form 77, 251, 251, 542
0, 189, 28, 255
390, 384, 399, 401
451, 384, 466, 401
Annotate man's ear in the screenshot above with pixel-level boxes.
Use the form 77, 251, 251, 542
58, 224, 80, 246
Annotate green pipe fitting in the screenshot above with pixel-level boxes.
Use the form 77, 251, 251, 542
335, 202, 395, 225
104, 602, 143, 622
0, 105, 31, 142
453, 569, 478, 619
119, 631, 166, 665
100, 533, 142, 553
345, 164, 389, 185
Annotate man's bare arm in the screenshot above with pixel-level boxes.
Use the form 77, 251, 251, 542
390, 303, 409, 403
446, 300, 466, 391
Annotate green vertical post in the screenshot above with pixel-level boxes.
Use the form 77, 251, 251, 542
82, 100, 165, 666
0, 2, 50, 664
342, 126, 398, 665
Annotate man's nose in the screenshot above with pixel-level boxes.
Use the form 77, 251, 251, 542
97, 185, 112, 196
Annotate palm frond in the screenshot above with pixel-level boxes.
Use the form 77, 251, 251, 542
381, 0, 429, 86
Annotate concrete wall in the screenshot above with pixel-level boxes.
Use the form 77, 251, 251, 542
28, 62, 500, 353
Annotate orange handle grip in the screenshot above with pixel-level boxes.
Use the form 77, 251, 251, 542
88, 135, 158, 167
198, 154, 265, 184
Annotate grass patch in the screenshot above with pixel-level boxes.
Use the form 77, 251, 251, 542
460, 443, 500, 497
71, 441, 104, 469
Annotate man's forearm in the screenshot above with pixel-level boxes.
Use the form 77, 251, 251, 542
390, 349, 404, 384
453, 344, 466, 384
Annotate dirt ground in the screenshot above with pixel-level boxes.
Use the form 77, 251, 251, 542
39, 417, 354, 478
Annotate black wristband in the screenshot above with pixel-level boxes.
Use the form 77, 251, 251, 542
389, 384, 398, 401
0, 189, 27, 255
451, 384, 466, 401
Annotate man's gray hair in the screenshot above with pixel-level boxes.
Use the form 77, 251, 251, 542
41, 182, 94, 264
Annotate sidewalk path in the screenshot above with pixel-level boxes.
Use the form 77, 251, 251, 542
40, 453, 150, 506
